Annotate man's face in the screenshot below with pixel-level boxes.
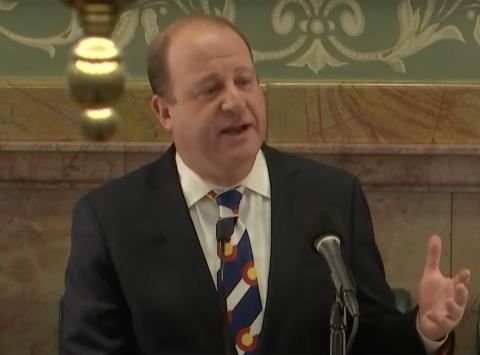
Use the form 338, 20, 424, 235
153, 24, 267, 185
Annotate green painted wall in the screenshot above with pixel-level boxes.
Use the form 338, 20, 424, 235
1, 0, 480, 81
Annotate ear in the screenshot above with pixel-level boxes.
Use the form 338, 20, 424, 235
151, 95, 173, 131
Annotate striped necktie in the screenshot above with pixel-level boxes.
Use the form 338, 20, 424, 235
209, 187, 262, 354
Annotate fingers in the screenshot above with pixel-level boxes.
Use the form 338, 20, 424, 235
426, 307, 458, 332
453, 282, 469, 309
453, 268, 471, 286
424, 286, 468, 330
445, 298, 464, 321
425, 310, 454, 337
420, 297, 465, 340
453, 269, 470, 308
423, 235, 442, 273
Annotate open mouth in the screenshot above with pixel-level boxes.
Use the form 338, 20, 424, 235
221, 124, 250, 135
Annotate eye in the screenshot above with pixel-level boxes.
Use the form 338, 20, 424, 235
209, 85, 222, 94
197, 84, 221, 99
235, 76, 252, 88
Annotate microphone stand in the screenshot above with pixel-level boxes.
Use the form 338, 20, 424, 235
329, 294, 347, 355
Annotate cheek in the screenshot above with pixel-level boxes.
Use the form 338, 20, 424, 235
249, 89, 266, 114
180, 117, 214, 147
171, 104, 221, 147
250, 98, 267, 128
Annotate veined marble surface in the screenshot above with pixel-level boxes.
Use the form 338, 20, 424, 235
2, 79, 480, 144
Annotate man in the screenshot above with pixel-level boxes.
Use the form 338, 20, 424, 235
61, 15, 470, 354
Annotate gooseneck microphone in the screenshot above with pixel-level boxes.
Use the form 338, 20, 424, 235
307, 210, 360, 355
313, 235, 359, 317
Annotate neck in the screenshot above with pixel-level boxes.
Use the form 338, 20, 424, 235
178, 152, 256, 188
199, 162, 252, 188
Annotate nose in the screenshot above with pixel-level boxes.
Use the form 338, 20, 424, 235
221, 83, 246, 113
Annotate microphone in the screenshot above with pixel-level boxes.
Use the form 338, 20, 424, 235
308, 210, 360, 354
314, 234, 359, 317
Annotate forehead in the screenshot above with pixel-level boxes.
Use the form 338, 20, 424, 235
167, 23, 253, 80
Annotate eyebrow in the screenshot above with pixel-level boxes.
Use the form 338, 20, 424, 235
193, 66, 256, 88
234, 66, 256, 76
193, 74, 220, 89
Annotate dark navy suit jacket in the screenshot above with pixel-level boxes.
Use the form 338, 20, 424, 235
61, 145, 426, 354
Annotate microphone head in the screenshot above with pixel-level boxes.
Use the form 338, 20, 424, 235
313, 234, 340, 254
304, 209, 347, 250
307, 210, 359, 316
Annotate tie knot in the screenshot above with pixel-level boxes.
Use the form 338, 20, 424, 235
211, 187, 243, 212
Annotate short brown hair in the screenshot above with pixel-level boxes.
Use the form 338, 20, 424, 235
146, 15, 253, 102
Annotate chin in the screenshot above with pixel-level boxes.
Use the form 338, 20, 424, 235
236, 154, 259, 174
237, 141, 260, 157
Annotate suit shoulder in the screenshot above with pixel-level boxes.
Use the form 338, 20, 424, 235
264, 146, 357, 185
77, 152, 167, 208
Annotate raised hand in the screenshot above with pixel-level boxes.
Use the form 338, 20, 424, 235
417, 235, 470, 341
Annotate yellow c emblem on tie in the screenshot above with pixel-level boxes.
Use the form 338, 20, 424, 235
241, 332, 254, 347
224, 242, 234, 256
247, 266, 257, 281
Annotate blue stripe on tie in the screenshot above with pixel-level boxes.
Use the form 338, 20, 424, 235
229, 285, 262, 332
216, 189, 242, 210
244, 347, 260, 355
223, 230, 250, 295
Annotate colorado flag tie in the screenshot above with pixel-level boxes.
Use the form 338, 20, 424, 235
209, 187, 262, 354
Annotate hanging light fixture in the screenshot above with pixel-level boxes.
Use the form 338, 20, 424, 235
61, 0, 136, 140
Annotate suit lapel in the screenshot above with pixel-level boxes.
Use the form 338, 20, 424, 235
146, 147, 225, 352
260, 146, 301, 351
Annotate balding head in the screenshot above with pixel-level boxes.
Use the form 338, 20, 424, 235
146, 15, 253, 102
148, 15, 266, 186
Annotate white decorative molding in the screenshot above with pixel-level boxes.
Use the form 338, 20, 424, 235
0, 3, 81, 58
286, 39, 347, 74
253, 0, 365, 71
113, 8, 140, 48
0, 0, 236, 51
0, 0, 479, 74
0, 0, 17, 11
111, 0, 237, 47
141, 8, 160, 44
254, 0, 469, 73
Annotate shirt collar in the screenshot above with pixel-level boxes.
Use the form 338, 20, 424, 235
176, 150, 271, 208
